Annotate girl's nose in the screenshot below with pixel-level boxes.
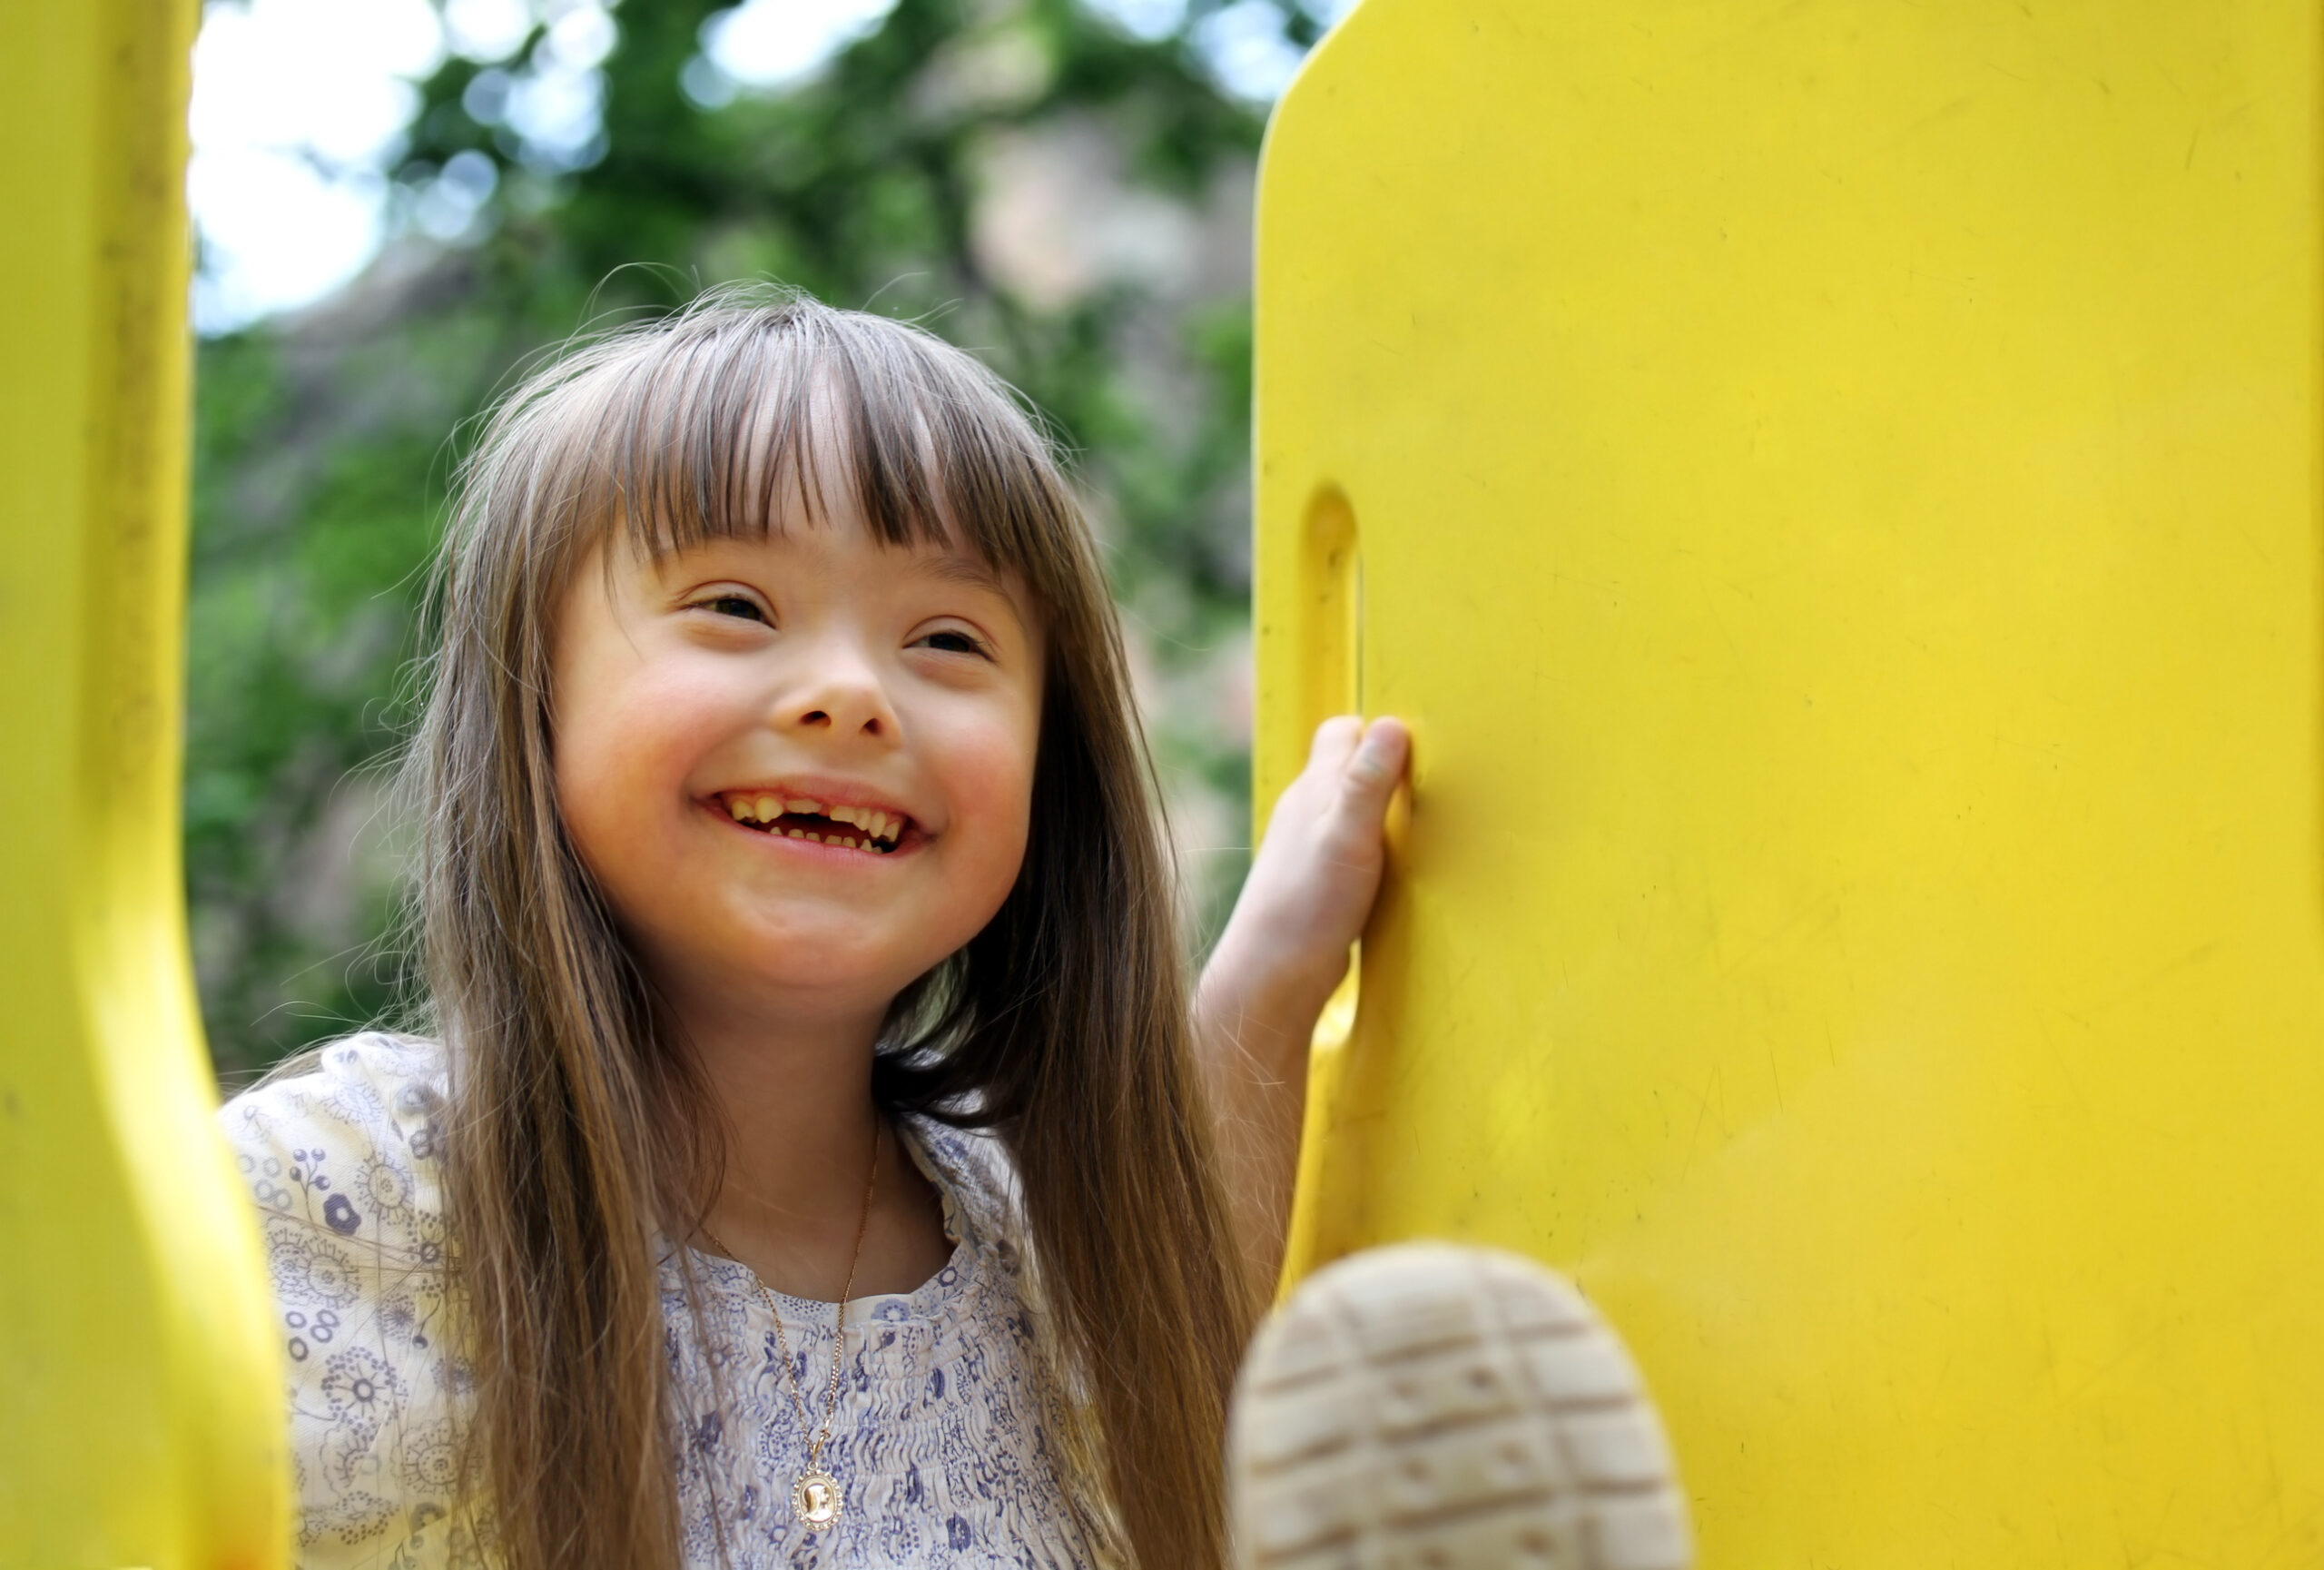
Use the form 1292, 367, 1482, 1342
780, 649, 899, 742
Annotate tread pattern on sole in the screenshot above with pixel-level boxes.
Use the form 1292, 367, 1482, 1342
1229, 1244, 1692, 1570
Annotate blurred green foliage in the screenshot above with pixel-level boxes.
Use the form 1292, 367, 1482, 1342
189, 0, 1279, 1076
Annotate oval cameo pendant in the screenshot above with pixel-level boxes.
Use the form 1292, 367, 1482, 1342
792, 1470, 844, 1532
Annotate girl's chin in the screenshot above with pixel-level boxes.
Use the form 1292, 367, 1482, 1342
726, 938, 947, 1000
637, 928, 923, 1001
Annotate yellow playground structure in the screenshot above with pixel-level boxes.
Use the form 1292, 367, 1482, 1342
7, 0, 2324, 1564
0, 1, 286, 1568
1258, 0, 2324, 1564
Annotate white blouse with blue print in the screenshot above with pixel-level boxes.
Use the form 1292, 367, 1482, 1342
220, 1033, 1110, 1568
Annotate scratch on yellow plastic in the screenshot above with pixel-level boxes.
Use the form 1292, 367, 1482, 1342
1256, 0, 2324, 1562
0, 2, 288, 1567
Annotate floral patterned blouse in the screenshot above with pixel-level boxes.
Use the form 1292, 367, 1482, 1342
220, 1033, 1110, 1568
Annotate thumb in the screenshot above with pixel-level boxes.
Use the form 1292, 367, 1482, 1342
1339, 717, 1410, 813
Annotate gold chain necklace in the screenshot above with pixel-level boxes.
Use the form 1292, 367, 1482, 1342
701, 1129, 880, 1534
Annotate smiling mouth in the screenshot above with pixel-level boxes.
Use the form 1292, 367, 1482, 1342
717, 792, 907, 854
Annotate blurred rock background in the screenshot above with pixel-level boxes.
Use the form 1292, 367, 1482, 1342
187, 0, 1344, 1077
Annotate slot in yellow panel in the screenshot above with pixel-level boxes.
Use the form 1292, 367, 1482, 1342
1256, 2, 2324, 1561
0, 3, 287, 1565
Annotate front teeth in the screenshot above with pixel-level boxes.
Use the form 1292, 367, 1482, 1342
830, 805, 900, 840
725, 794, 901, 851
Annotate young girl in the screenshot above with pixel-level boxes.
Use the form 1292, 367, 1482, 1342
221, 291, 1411, 1570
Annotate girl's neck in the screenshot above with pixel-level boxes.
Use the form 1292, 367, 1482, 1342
675, 989, 952, 1300
684, 990, 883, 1200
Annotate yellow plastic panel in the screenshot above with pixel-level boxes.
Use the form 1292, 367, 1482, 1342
0, 1, 287, 1565
1256, 2, 2324, 1562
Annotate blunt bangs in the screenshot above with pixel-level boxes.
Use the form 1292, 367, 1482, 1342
519, 291, 1076, 607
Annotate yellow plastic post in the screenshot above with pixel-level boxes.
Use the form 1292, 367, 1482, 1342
1257, 2, 2324, 1563
0, 2, 288, 1566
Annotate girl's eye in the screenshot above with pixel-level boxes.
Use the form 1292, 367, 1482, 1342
916, 628, 990, 657
694, 594, 768, 625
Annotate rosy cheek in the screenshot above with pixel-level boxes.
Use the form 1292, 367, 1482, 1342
554, 755, 626, 881
556, 692, 680, 868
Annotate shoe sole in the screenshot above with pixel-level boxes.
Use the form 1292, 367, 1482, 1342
1229, 1242, 1692, 1570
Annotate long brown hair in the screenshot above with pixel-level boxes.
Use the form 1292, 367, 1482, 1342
409, 289, 1253, 1569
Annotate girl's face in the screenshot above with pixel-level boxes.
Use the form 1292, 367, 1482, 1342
550, 490, 1045, 1035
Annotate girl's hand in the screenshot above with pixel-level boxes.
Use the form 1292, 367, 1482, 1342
1194, 716, 1409, 1289
1206, 716, 1410, 1032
